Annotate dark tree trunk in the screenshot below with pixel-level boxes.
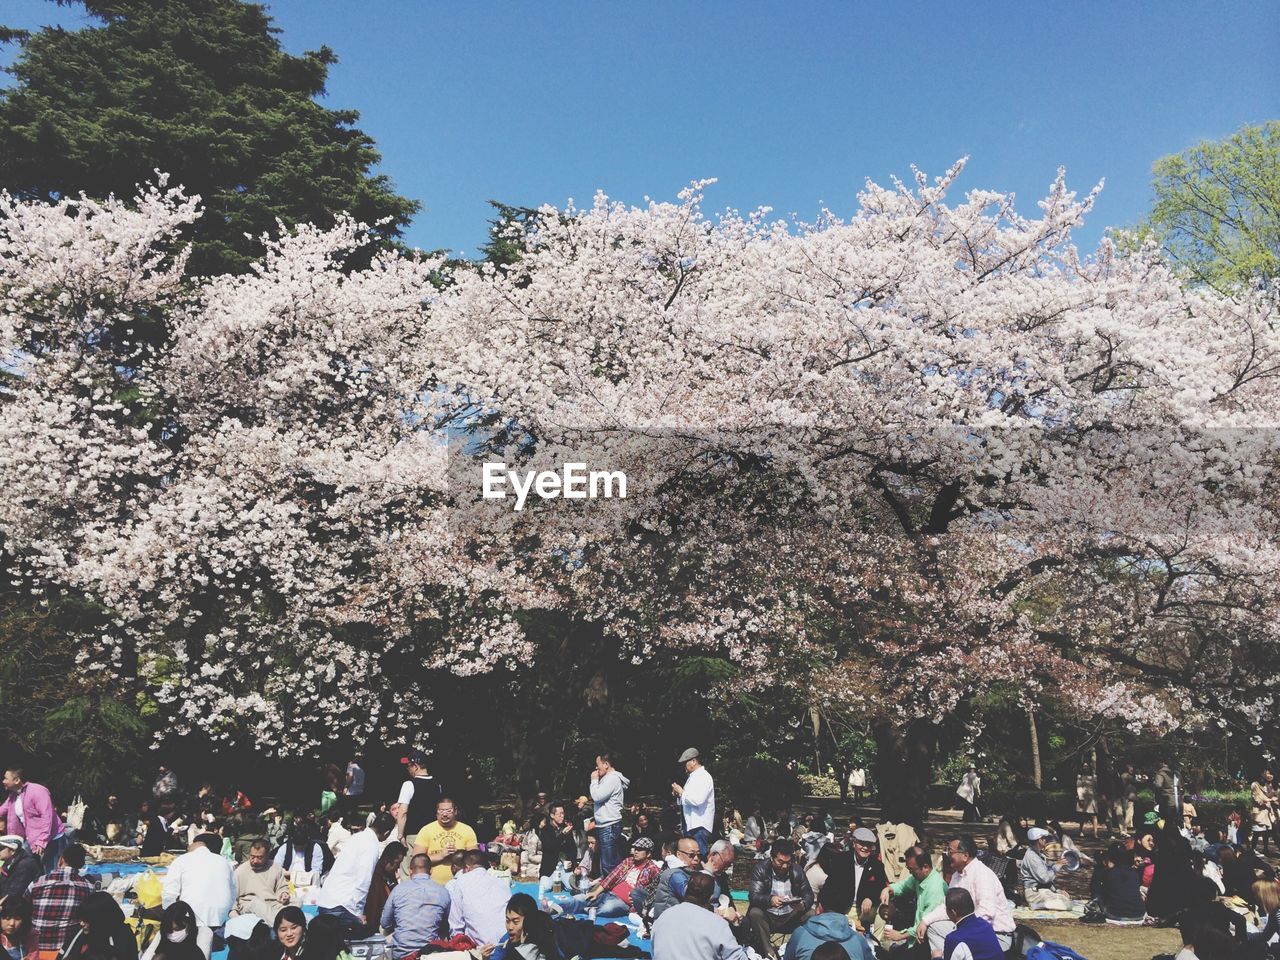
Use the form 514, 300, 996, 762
871, 718, 937, 829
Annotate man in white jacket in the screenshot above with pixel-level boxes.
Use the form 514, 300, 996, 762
589, 752, 630, 875
673, 748, 716, 856
161, 834, 236, 958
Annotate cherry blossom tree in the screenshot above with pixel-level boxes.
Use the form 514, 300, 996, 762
2, 161, 1277, 820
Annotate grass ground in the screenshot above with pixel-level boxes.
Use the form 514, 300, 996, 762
1031, 920, 1180, 960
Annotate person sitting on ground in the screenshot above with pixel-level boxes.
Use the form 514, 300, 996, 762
411, 798, 478, 887
160, 833, 236, 957
747, 839, 815, 960
783, 880, 874, 960
362, 841, 406, 935
1247, 879, 1280, 955
849, 827, 886, 930
939, 887, 1002, 960
651, 871, 748, 960
448, 849, 510, 947
918, 836, 1014, 957
994, 811, 1024, 857
273, 817, 329, 884
266, 906, 307, 960
380, 853, 450, 960
548, 836, 660, 922
0, 834, 43, 902
704, 840, 741, 926
536, 801, 579, 899
142, 902, 204, 960
0, 897, 35, 960
1089, 842, 1144, 922
61, 892, 138, 960
1018, 827, 1071, 910
231, 839, 291, 924
30, 842, 94, 952
492, 892, 561, 960
573, 830, 599, 892
880, 844, 946, 954
647, 837, 704, 921
1146, 822, 1198, 921
314, 811, 397, 935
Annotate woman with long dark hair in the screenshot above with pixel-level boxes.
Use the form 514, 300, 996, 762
60, 892, 137, 960
492, 893, 560, 960
362, 842, 407, 936
141, 903, 202, 960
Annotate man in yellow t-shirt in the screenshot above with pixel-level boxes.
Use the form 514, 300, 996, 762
411, 797, 478, 885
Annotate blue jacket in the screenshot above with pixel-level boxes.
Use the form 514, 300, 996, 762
943, 913, 1004, 960
782, 913, 874, 960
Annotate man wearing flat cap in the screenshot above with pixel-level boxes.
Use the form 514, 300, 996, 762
673, 748, 716, 857
850, 826, 886, 930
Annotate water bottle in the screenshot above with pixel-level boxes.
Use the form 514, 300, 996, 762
588, 906, 596, 921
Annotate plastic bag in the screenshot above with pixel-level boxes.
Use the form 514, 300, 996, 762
66, 795, 87, 831
134, 869, 163, 909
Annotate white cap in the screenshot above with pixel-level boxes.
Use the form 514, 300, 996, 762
1026, 827, 1051, 842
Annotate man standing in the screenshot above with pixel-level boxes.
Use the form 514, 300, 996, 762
161, 833, 237, 956
411, 798, 478, 886
1018, 828, 1071, 911
747, 839, 814, 960
345, 755, 366, 802
380, 853, 450, 960
0, 767, 66, 872
589, 753, 629, 876
231, 839, 290, 922
395, 752, 443, 842
1153, 759, 1179, 821
879, 845, 945, 955
0, 834, 42, 900
447, 849, 509, 946
919, 836, 1013, 956
651, 871, 749, 960
29, 842, 93, 951
316, 811, 397, 933
673, 748, 716, 856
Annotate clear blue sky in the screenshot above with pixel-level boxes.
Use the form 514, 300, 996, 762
4, 1, 1278, 257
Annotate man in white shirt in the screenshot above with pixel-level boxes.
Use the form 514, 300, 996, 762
919, 835, 1014, 957
672, 748, 716, 856
316, 811, 396, 934
161, 833, 236, 958
446, 849, 510, 945
652, 871, 747, 960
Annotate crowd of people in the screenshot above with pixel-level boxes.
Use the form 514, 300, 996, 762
0, 754, 1278, 960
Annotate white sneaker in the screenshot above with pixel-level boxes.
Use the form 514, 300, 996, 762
627, 912, 644, 928
543, 899, 564, 915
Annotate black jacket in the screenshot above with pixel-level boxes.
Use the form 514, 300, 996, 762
748, 857, 814, 912
537, 821, 579, 878
0, 847, 42, 899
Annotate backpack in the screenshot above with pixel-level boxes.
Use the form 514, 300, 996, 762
1026, 942, 1089, 960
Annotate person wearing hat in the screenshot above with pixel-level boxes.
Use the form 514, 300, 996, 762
0, 835, 41, 901
1018, 828, 1071, 910
673, 749, 716, 857
849, 827, 886, 931
548, 835, 661, 923
394, 752, 443, 842
589, 752, 630, 877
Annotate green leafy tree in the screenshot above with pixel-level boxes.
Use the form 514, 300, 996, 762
0, 0, 418, 280
1136, 121, 1280, 291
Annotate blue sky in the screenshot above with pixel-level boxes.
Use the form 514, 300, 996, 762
4, 1, 1277, 257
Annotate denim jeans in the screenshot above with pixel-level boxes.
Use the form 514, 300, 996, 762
686, 826, 711, 857
596, 820, 623, 876
563, 891, 629, 918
